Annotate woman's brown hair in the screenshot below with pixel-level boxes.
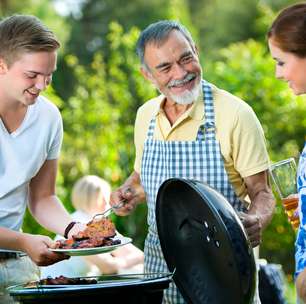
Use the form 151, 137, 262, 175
268, 3, 306, 57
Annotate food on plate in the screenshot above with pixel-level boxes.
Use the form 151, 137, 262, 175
25, 275, 97, 287
41, 275, 98, 285
51, 217, 121, 250
74, 216, 116, 239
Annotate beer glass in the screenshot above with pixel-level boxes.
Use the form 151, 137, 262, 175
269, 158, 299, 229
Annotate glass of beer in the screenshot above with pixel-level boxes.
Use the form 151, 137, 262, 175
269, 158, 299, 229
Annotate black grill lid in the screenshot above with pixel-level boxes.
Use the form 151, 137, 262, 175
156, 178, 256, 304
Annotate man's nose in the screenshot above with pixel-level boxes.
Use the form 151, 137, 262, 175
172, 63, 187, 79
35, 76, 51, 90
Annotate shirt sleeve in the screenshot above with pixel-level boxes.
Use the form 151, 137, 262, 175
47, 115, 63, 160
295, 226, 306, 278
296, 147, 306, 277
232, 104, 270, 177
134, 108, 144, 174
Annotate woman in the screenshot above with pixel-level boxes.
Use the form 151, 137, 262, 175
267, 3, 306, 303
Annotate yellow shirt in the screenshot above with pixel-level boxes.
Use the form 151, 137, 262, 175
134, 83, 270, 201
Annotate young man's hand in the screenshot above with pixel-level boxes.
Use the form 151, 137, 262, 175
19, 233, 70, 266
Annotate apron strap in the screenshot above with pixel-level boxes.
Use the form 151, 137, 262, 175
197, 80, 216, 140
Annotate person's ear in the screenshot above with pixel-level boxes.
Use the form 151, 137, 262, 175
140, 66, 155, 83
195, 45, 199, 57
0, 58, 8, 74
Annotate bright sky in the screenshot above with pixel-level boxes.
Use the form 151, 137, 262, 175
53, 0, 85, 17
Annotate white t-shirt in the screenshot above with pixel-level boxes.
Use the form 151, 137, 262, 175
0, 95, 63, 231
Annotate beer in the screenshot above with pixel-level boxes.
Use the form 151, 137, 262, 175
270, 158, 299, 230
281, 195, 299, 229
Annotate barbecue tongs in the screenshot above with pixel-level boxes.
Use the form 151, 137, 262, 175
93, 187, 133, 220
93, 199, 127, 220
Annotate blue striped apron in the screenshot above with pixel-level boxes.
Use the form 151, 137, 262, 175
140, 80, 244, 303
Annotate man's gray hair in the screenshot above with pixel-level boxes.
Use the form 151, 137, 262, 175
136, 20, 195, 68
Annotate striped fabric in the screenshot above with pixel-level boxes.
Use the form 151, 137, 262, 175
141, 80, 244, 303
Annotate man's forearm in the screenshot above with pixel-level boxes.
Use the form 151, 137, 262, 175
0, 227, 27, 251
244, 171, 276, 230
248, 188, 275, 230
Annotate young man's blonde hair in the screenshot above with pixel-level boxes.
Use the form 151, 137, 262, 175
0, 14, 60, 66
71, 175, 111, 212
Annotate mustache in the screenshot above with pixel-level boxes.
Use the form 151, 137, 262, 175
167, 73, 197, 88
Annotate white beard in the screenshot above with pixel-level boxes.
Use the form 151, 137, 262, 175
169, 79, 201, 105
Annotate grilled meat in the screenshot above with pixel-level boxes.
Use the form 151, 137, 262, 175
73, 217, 116, 240
51, 217, 120, 250
39, 275, 97, 285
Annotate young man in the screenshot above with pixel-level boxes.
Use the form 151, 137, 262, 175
0, 15, 83, 303
111, 20, 275, 303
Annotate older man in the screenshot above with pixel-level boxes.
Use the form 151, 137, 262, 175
111, 20, 275, 303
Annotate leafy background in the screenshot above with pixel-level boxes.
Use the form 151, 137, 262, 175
1, 0, 305, 302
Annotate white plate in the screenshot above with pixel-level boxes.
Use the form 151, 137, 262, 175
49, 235, 132, 256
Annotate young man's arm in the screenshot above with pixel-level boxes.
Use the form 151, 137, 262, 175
20, 158, 84, 265
28, 159, 73, 235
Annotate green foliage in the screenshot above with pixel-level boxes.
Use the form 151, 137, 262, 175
188, 0, 260, 59
285, 279, 297, 304
65, 0, 196, 63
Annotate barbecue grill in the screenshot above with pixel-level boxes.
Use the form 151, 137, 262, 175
8, 272, 172, 304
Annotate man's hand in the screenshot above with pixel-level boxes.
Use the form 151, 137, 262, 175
238, 212, 262, 247
243, 170, 275, 247
110, 171, 145, 216
19, 233, 70, 266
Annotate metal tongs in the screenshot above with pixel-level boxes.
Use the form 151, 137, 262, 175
93, 199, 127, 220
